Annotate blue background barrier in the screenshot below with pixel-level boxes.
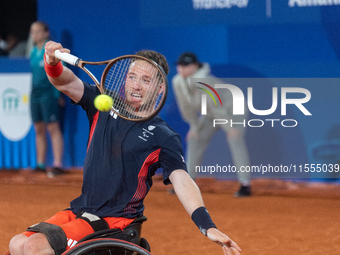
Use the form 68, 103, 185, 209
1, 1, 340, 180
0, 58, 36, 169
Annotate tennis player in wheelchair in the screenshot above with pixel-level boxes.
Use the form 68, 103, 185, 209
7, 41, 241, 255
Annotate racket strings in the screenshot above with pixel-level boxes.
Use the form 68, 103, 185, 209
103, 57, 165, 120
105, 58, 131, 116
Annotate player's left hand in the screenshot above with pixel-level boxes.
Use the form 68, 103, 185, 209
207, 228, 241, 255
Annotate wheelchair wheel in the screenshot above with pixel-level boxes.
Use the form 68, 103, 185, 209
62, 238, 152, 255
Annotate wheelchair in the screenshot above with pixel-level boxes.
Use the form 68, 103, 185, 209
3, 216, 152, 255
62, 216, 152, 255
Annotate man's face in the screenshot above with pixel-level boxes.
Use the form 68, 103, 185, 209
125, 60, 164, 113
176, 63, 199, 78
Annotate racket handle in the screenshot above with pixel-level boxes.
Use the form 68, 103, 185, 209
55, 50, 80, 66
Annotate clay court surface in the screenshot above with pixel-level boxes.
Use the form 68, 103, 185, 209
0, 169, 339, 255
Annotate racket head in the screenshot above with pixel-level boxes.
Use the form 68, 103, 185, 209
100, 55, 168, 122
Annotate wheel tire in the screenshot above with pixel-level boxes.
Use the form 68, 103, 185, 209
62, 238, 152, 255
139, 237, 151, 252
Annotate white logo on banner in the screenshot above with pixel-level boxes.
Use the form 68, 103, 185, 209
289, 0, 340, 7
192, 0, 249, 9
0, 73, 32, 141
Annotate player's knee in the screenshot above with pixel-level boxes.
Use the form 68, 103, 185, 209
24, 233, 54, 255
9, 234, 27, 255
26, 222, 67, 255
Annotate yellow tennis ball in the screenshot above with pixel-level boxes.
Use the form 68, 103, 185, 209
94, 94, 113, 112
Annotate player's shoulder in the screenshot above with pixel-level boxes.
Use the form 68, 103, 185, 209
144, 116, 179, 138
135, 117, 183, 151
83, 81, 98, 91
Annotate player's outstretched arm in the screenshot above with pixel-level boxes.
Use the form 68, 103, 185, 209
169, 169, 241, 255
44, 41, 84, 103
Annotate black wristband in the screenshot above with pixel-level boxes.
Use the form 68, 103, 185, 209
191, 206, 217, 236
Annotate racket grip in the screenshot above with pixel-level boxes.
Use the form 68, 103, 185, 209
55, 50, 79, 66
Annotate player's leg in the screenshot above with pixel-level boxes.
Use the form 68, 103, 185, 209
9, 210, 77, 255
9, 233, 54, 255
25, 233, 54, 255
8, 234, 27, 255
8, 210, 70, 255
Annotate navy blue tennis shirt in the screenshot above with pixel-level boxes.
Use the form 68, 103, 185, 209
70, 82, 187, 218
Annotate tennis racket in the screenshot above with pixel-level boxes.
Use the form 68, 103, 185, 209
54, 50, 168, 122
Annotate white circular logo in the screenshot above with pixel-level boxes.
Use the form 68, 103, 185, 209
0, 73, 32, 141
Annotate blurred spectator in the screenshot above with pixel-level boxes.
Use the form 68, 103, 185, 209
6, 33, 27, 57
29, 21, 65, 177
0, 0, 36, 57
172, 52, 252, 197
0, 36, 7, 56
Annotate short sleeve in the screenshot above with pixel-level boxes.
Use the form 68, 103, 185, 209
74, 82, 101, 125
159, 135, 187, 185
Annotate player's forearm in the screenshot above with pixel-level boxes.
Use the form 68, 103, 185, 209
170, 169, 218, 237
46, 64, 84, 103
47, 65, 74, 86
169, 169, 204, 215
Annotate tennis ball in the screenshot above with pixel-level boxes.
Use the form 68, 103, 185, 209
94, 94, 113, 112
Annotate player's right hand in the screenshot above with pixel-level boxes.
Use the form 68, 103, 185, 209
207, 228, 242, 255
44, 41, 70, 66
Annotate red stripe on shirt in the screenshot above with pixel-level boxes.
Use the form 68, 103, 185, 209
125, 148, 161, 213
87, 111, 99, 152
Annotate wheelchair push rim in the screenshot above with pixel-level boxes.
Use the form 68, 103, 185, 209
62, 238, 152, 255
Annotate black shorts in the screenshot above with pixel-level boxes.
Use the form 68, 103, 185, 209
30, 96, 60, 123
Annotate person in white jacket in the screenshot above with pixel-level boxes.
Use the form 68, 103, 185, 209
172, 52, 251, 197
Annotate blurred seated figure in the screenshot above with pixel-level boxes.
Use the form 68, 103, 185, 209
6, 33, 27, 57
0, 35, 8, 56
